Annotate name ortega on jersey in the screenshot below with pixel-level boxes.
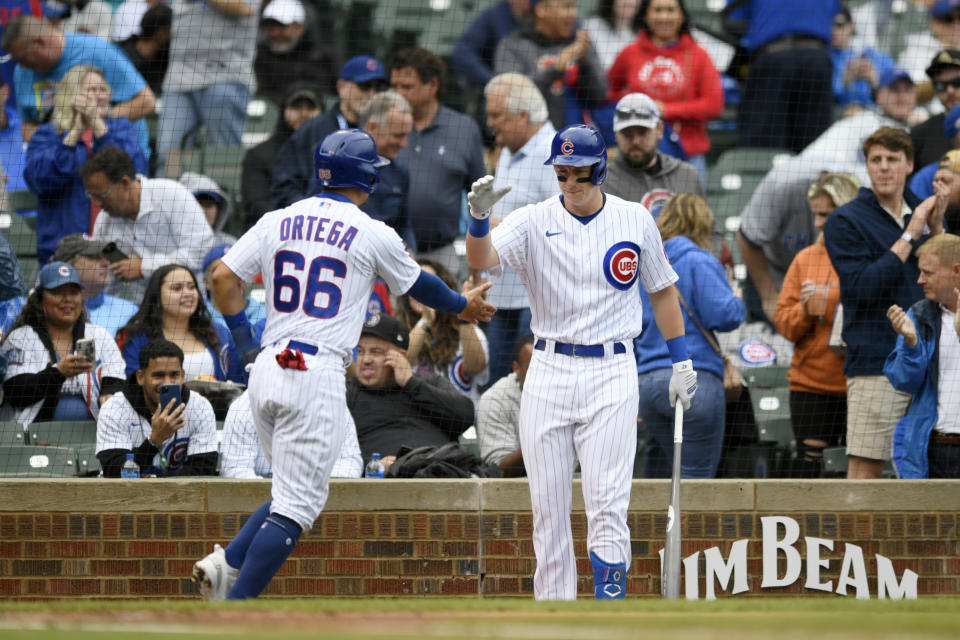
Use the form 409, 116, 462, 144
602, 241, 641, 291
279, 213, 358, 252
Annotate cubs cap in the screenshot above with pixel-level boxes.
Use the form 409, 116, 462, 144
877, 67, 913, 90
926, 49, 960, 79
360, 313, 408, 350
613, 93, 660, 133
262, 0, 306, 24
202, 243, 233, 274
930, 0, 960, 19
340, 55, 386, 85
36, 261, 83, 290
52, 233, 108, 263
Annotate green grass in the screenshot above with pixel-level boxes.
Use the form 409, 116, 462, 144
1, 598, 959, 640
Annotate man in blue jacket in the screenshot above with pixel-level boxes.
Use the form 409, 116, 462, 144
825, 126, 944, 479
884, 232, 960, 479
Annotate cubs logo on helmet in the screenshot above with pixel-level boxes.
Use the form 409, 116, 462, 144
560, 140, 575, 155
602, 241, 641, 290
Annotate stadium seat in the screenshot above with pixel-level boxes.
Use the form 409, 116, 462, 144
458, 426, 480, 458
0, 211, 37, 257
712, 147, 794, 177
243, 98, 279, 148
27, 421, 97, 448
744, 365, 790, 389
75, 444, 101, 477
822, 446, 848, 477
0, 445, 79, 477
0, 421, 27, 446
750, 387, 795, 477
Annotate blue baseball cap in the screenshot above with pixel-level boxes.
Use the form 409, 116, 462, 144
931, 0, 960, 19
202, 243, 233, 274
878, 67, 913, 90
36, 261, 83, 291
944, 105, 960, 140
339, 56, 386, 85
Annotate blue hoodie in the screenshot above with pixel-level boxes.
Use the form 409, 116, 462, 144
634, 235, 745, 378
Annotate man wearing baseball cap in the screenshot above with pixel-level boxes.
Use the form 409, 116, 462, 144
603, 93, 705, 218
347, 313, 474, 471
271, 54, 388, 208
253, 0, 336, 107
52, 233, 138, 337
909, 104, 960, 201
912, 49, 960, 169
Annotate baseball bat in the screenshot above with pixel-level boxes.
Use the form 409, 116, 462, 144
661, 401, 683, 599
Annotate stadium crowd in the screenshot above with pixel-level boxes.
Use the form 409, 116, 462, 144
1, 0, 960, 486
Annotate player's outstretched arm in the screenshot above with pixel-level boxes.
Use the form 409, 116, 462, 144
459, 281, 496, 324
406, 269, 497, 325
466, 176, 509, 270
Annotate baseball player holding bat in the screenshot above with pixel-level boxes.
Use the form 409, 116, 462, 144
466, 124, 698, 600
191, 129, 495, 599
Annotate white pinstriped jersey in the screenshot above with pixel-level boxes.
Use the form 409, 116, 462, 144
222, 194, 421, 358
491, 193, 677, 344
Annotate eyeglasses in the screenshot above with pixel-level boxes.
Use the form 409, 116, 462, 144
934, 77, 960, 92
85, 182, 117, 202
615, 108, 658, 122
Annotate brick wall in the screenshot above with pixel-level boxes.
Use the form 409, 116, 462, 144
0, 479, 958, 599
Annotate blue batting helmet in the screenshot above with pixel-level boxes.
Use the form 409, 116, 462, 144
544, 124, 607, 185
314, 129, 389, 194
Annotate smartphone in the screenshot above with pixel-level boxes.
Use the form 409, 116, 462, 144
158, 384, 182, 411
74, 338, 96, 363
102, 242, 128, 263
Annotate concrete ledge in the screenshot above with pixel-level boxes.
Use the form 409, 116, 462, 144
1, 479, 958, 513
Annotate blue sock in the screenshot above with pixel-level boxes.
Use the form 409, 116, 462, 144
224, 501, 271, 569
227, 512, 302, 599
590, 551, 626, 600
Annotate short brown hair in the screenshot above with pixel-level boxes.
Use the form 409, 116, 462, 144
862, 126, 913, 162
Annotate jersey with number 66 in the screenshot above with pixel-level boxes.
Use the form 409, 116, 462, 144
222, 193, 421, 357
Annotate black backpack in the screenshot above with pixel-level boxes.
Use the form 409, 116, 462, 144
385, 442, 503, 479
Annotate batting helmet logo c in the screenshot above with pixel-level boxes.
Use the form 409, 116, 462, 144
560, 140, 575, 155
602, 242, 641, 291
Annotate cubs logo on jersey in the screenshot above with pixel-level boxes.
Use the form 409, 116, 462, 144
165, 437, 190, 471
449, 355, 471, 393
602, 241, 641, 290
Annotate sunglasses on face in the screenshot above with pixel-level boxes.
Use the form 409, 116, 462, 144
935, 77, 960, 92
615, 107, 658, 122
938, 12, 960, 24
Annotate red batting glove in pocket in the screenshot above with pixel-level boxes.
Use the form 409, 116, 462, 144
276, 348, 307, 370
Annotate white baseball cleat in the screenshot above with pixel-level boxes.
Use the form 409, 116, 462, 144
192, 544, 238, 600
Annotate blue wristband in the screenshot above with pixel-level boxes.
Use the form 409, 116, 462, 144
666, 336, 689, 364
468, 217, 490, 238
223, 309, 249, 330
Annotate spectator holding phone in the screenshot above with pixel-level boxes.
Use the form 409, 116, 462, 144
116, 264, 244, 382
24, 64, 147, 264
96, 338, 218, 477
0, 261, 125, 426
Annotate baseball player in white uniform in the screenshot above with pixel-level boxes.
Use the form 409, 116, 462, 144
466, 124, 698, 600
191, 129, 495, 599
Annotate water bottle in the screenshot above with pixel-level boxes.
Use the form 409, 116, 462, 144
365, 453, 385, 478
121, 453, 140, 479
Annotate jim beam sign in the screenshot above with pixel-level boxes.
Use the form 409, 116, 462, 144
659, 516, 919, 599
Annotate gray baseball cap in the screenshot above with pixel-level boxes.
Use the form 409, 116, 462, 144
52, 233, 108, 263
613, 93, 661, 133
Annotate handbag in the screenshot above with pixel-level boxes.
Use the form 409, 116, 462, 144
676, 291, 743, 403
827, 302, 847, 356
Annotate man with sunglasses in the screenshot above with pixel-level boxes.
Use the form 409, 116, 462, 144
271, 55, 387, 209
912, 49, 960, 171
898, 1, 960, 89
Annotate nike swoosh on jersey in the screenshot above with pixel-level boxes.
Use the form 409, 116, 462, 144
545, 231, 562, 237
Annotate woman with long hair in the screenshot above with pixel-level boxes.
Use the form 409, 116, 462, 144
24, 64, 147, 264
585, 0, 643, 72
606, 0, 723, 179
397, 259, 489, 406
116, 264, 243, 382
635, 194, 745, 478
774, 173, 859, 477
0, 261, 125, 425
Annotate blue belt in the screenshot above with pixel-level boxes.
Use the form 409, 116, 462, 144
535, 339, 626, 358
286, 340, 318, 356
